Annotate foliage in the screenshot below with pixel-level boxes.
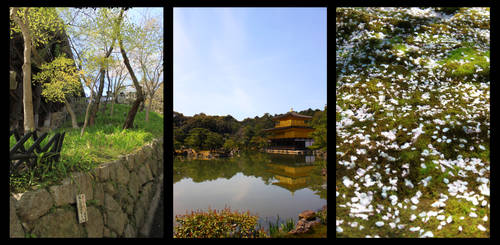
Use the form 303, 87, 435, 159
184, 128, 210, 151
249, 136, 268, 150
174, 207, 269, 238
33, 54, 83, 103
182, 128, 224, 151
222, 138, 237, 151
308, 106, 327, 151
317, 207, 327, 225
10, 7, 65, 48
10, 7, 67, 132
174, 108, 322, 151
175, 113, 240, 151
60, 8, 123, 62
204, 131, 224, 151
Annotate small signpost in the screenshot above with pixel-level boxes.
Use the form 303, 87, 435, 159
76, 194, 88, 223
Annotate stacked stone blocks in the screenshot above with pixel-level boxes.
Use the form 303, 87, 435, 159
9, 137, 164, 238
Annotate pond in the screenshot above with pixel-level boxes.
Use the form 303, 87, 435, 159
173, 152, 327, 230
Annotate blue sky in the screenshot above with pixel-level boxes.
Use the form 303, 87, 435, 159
174, 7, 327, 121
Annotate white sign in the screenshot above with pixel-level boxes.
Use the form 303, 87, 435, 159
76, 194, 88, 223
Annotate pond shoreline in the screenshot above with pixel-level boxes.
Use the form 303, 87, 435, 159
174, 148, 327, 160
173, 205, 327, 238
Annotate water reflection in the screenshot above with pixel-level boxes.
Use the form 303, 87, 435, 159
306, 155, 315, 163
267, 163, 315, 195
173, 153, 327, 229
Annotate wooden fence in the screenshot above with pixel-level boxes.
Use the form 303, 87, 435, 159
9, 130, 65, 174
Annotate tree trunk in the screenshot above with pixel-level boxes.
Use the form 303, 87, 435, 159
139, 100, 145, 112
117, 9, 144, 129
123, 99, 142, 129
11, 8, 35, 133
81, 96, 93, 136
110, 96, 115, 117
88, 69, 105, 126
65, 98, 79, 129
145, 96, 152, 122
106, 68, 115, 115
102, 69, 111, 114
119, 43, 144, 129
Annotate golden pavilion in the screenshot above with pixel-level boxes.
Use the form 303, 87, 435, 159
264, 109, 314, 153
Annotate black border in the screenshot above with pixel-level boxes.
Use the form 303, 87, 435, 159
6, 0, 331, 241
336, 0, 494, 8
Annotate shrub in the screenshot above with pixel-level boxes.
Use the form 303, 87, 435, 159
174, 207, 269, 238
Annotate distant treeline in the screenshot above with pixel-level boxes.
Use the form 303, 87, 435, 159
174, 106, 327, 152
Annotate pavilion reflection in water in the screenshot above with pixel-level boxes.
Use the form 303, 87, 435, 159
266, 154, 316, 195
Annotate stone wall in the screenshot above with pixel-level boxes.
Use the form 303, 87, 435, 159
42, 97, 88, 130
69, 97, 89, 117
10, 137, 164, 238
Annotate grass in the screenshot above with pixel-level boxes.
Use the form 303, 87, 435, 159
267, 215, 295, 237
337, 7, 489, 238
438, 47, 490, 81
9, 103, 163, 193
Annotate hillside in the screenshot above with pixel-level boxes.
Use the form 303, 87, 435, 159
174, 108, 324, 151
10, 103, 164, 193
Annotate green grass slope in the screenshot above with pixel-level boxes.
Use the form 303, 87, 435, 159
10, 103, 164, 193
